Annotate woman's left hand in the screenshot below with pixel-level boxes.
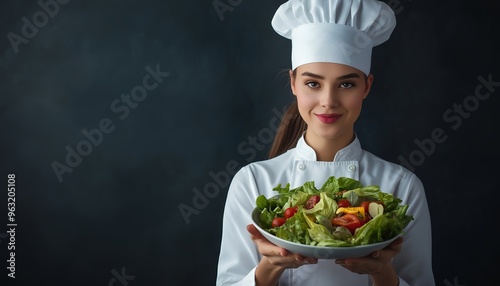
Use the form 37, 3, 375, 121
335, 236, 403, 285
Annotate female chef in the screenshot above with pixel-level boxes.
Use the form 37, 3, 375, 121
216, 0, 435, 285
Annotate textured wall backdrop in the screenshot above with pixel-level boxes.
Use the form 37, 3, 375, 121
1, 0, 499, 285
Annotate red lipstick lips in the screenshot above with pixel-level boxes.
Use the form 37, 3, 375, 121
316, 113, 342, 124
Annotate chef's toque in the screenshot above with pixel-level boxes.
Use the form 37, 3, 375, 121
271, 0, 397, 75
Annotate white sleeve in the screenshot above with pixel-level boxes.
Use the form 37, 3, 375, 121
392, 173, 436, 286
216, 166, 262, 286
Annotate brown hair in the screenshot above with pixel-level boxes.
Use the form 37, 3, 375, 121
267, 100, 307, 159
267, 69, 307, 159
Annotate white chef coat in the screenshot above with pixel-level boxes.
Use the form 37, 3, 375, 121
216, 135, 435, 286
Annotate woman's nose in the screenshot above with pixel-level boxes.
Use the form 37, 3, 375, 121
320, 88, 340, 108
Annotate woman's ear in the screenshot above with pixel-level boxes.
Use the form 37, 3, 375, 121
289, 69, 297, 96
363, 74, 374, 99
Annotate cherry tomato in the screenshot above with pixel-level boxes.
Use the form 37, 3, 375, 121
337, 199, 351, 208
271, 217, 286, 228
305, 195, 320, 210
360, 201, 371, 213
331, 214, 363, 235
283, 207, 298, 219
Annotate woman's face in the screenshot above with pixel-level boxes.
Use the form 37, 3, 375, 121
290, 62, 373, 145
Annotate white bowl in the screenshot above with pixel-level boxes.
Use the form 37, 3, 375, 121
252, 207, 399, 259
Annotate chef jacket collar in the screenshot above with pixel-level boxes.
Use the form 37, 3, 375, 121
295, 133, 363, 162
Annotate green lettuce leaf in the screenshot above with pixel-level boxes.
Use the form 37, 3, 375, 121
319, 176, 340, 193
338, 177, 363, 190
304, 212, 351, 247
304, 192, 338, 221
269, 210, 312, 245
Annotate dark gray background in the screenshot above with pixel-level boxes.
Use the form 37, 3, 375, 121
1, 0, 499, 285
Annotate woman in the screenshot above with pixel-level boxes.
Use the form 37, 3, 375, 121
216, 0, 435, 285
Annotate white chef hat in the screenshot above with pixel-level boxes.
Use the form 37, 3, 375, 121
271, 0, 396, 75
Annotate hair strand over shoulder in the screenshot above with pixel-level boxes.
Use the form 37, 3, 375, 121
267, 100, 307, 159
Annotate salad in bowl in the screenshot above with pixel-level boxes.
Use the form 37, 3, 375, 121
252, 176, 413, 258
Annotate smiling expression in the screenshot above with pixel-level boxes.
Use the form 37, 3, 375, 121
290, 62, 373, 148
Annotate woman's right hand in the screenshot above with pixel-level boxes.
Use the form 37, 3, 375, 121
246, 224, 318, 286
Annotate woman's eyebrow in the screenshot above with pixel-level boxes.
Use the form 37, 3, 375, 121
300, 72, 325, 79
300, 72, 360, 80
336, 73, 360, 80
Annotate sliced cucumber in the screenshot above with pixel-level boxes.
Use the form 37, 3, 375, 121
368, 202, 384, 218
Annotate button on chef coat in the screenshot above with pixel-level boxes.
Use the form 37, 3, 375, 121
216, 135, 435, 286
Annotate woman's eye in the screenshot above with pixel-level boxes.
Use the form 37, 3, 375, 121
340, 82, 355, 88
306, 81, 319, 88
